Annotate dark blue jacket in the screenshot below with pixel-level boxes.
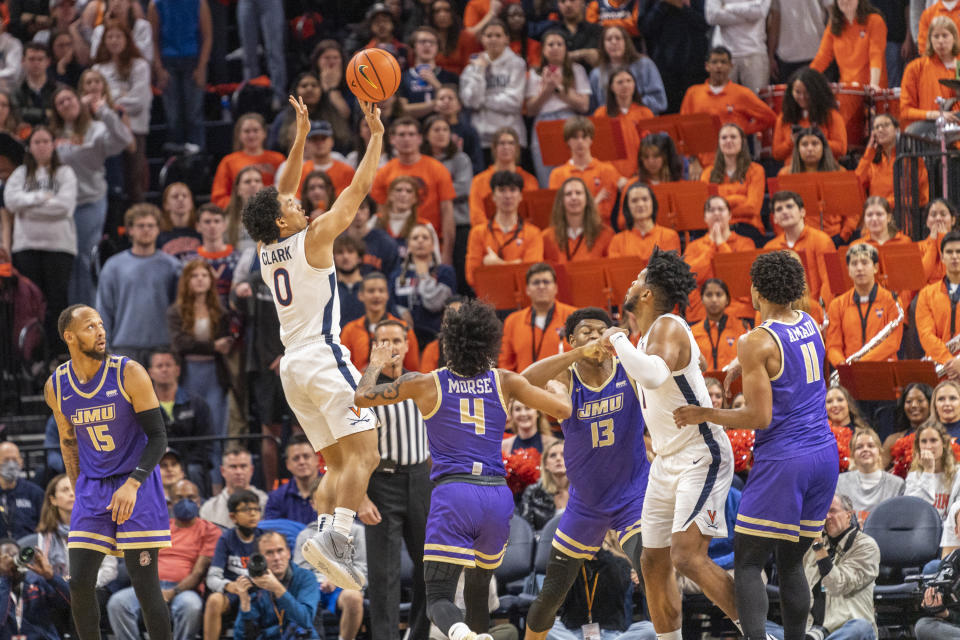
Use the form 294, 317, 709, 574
0, 480, 44, 539
0, 572, 71, 640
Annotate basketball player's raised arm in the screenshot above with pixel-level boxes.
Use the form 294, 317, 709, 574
354, 341, 436, 413
673, 330, 775, 431
501, 370, 572, 420
602, 321, 682, 389
276, 95, 311, 198
45, 377, 80, 487
520, 340, 605, 388
310, 102, 384, 240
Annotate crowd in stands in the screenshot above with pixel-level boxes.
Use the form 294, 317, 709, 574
11, 0, 960, 637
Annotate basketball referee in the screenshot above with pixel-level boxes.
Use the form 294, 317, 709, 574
361, 319, 432, 640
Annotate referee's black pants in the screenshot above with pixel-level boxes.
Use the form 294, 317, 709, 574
364, 461, 433, 640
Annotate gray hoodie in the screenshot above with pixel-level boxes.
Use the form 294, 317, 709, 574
6, 164, 79, 255
57, 103, 134, 205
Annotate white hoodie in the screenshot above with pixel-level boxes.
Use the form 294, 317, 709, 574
459, 47, 527, 148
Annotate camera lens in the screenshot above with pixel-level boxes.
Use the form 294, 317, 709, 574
248, 553, 267, 578
15, 547, 35, 568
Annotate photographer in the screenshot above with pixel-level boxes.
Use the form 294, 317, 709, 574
235, 531, 320, 640
0, 539, 71, 640
765, 494, 880, 640
917, 545, 960, 639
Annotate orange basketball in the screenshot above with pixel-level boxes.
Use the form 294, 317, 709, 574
346, 48, 402, 103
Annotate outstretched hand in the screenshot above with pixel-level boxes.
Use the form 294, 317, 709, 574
361, 101, 384, 136
289, 95, 310, 134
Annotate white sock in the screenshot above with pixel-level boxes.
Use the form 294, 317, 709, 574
332, 507, 356, 537
318, 513, 333, 531
656, 631, 682, 640
447, 622, 471, 640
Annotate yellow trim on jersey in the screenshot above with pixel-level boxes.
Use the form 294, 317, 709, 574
800, 519, 825, 527
474, 546, 506, 561
422, 370, 443, 419
551, 539, 594, 560
619, 527, 642, 546
116, 541, 172, 550
475, 557, 504, 569
70, 530, 118, 544
734, 524, 798, 541
54, 366, 64, 413
572, 359, 618, 392
67, 358, 111, 399
116, 530, 171, 538
116, 357, 132, 403
424, 543, 475, 555
737, 514, 800, 532
555, 529, 601, 552
493, 369, 509, 413
68, 541, 123, 556
756, 326, 785, 381
423, 554, 476, 567
799, 530, 821, 538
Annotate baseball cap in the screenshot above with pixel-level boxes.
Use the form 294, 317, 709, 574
308, 120, 333, 138
365, 2, 392, 21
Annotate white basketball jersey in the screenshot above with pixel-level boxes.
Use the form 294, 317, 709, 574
638, 314, 726, 458
260, 230, 341, 349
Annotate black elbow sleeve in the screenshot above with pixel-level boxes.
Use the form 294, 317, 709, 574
130, 407, 167, 484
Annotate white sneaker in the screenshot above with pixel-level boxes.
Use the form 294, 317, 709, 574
301, 529, 365, 590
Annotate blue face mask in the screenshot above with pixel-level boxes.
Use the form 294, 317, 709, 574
173, 498, 199, 522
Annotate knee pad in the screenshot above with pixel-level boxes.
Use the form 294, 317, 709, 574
526, 553, 582, 633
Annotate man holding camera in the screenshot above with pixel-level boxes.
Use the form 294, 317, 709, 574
235, 530, 321, 640
0, 539, 71, 640
917, 528, 960, 640
765, 494, 880, 640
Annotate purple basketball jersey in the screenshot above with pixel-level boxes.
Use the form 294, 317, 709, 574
55, 355, 145, 478
755, 312, 836, 461
423, 368, 508, 481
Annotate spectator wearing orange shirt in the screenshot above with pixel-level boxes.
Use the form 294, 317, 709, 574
824, 243, 903, 369
690, 278, 746, 371
585, 0, 641, 37
505, 4, 543, 68
915, 230, 960, 375
276, 120, 355, 201
921, 198, 959, 284
683, 195, 755, 323
701, 123, 766, 245
463, 0, 498, 35
635, 133, 684, 184
901, 16, 960, 133
542, 177, 614, 263
856, 113, 929, 208
772, 67, 847, 162
681, 46, 777, 173
340, 272, 420, 372
764, 190, 837, 304
498, 262, 577, 372
469, 127, 539, 226
856, 196, 912, 248
917, 0, 960, 53
607, 182, 680, 258
429, 0, 481, 74
465, 170, 545, 287
211, 114, 284, 210
371, 117, 456, 264
810, 0, 887, 132
548, 116, 623, 226
592, 68, 653, 180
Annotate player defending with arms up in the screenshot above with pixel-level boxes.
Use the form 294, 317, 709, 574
520, 307, 650, 640
45, 304, 172, 640
600, 248, 738, 640
354, 299, 573, 640
241, 96, 384, 590
674, 251, 839, 640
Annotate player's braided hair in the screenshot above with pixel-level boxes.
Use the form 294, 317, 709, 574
750, 251, 806, 306
242, 186, 282, 244
441, 298, 502, 378
644, 247, 697, 315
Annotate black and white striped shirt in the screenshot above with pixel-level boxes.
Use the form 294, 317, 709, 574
372, 372, 429, 466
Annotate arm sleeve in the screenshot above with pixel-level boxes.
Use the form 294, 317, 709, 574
459, 63, 487, 110
610, 331, 672, 388
130, 406, 167, 483
904, 471, 941, 504
482, 57, 527, 114
772, 115, 793, 161
824, 297, 847, 368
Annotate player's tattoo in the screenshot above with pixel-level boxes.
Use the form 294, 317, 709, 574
356, 371, 418, 403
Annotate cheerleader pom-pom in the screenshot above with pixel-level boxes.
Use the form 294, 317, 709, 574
503, 447, 541, 495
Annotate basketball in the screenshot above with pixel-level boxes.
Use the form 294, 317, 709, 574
346, 48, 401, 103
